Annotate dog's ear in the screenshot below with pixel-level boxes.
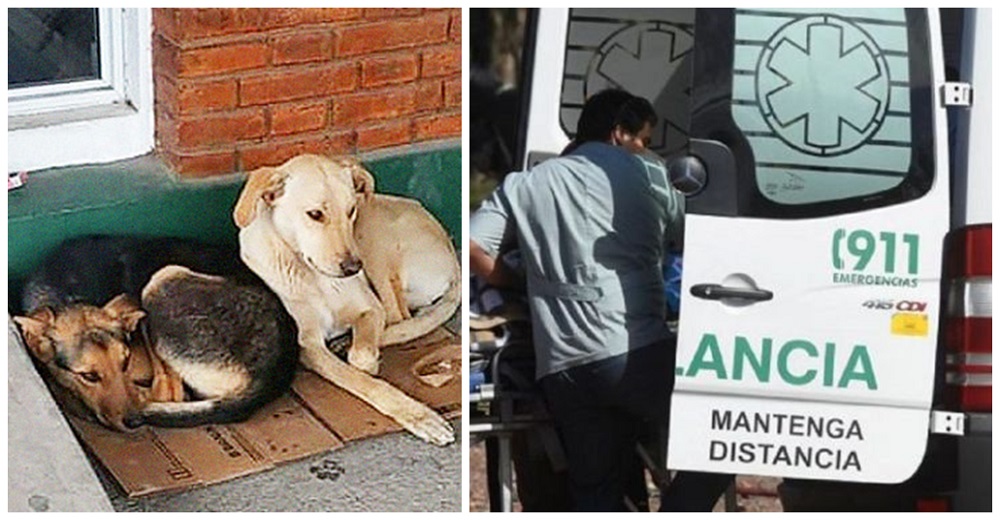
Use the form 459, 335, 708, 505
233, 167, 287, 228
14, 308, 56, 362
349, 162, 375, 201
104, 294, 146, 332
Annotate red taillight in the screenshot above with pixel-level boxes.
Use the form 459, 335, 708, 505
944, 224, 992, 413
916, 496, 951, 512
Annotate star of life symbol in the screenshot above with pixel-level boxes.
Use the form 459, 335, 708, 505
757, 15, 890, 157
585, 21, 693, 153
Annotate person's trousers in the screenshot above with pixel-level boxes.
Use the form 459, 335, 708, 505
541, 339, 733, 511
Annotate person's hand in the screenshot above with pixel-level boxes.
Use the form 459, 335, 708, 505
470, 241, 523, 290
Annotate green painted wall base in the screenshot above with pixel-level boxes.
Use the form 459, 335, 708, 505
8, 144, 461, 303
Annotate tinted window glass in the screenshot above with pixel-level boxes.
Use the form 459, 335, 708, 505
8, 8, 101, 88
560, 8, 695, 158
732, 9, 918, 205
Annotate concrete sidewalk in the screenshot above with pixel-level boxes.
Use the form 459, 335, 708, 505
8, 317, 462, 512
8, 319, 114, 512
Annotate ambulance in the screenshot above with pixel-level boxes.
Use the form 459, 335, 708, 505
515, 8, 990, 511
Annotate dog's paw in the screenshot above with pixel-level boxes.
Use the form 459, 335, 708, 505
347, 348, 380, 375
411, 418, 455, 446
398, 407, 455, 446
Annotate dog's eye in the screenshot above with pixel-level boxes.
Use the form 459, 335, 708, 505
79, 371, 102, 383
306, 209, 325, 222
133, 377, 153, 389
348, 206, 357, 220
122, 352, 131, 371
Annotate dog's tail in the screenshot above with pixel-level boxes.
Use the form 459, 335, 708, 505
379, 263, 461, 346
130, 392, 277, 429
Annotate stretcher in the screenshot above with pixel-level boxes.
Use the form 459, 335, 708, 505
468, 306, 566, 512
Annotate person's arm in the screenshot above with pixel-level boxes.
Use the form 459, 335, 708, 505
469, 177, 522, 289
637, 150, 685, 253
470, 240, 522, 289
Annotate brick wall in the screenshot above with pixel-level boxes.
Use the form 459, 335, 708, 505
152, 8, 462, 177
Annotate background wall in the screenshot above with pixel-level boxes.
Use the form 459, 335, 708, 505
152, 8, 461, 177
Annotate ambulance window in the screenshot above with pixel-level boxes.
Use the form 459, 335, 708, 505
696, 9, 934, 217
559, 8, 695, 158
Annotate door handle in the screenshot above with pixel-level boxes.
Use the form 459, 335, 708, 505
690, 283, 773, 302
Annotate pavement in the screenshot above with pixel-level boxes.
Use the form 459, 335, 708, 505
8, 319, 114, 512
8, 316, 462, 512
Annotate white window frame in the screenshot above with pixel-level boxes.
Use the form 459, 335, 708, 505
7, 8, 154, 173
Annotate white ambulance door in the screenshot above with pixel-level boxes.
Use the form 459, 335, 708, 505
521, 8, 695, 167
668, 8, 951, 483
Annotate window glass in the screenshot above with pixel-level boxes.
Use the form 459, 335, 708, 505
731, 9, 915, 205
8, 8, 101, 88
560, 9, 694, 158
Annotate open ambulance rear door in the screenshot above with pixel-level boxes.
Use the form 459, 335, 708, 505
668, 8, 950, 483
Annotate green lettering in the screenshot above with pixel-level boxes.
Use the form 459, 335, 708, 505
733, 336, 770, 382
903, 233, 920, 275
778, 340, 817, 385
823, 342, 835, 386
686, 333, 728, 380
838, 345, 878, 390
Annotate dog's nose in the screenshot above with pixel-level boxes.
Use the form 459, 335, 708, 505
340, 256, 363, 276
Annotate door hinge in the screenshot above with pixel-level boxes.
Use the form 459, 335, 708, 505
941, 82, 973, 107
929, 410, 965, 436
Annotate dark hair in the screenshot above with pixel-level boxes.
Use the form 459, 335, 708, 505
573, 89, 657, 144
615, 96, 657, 135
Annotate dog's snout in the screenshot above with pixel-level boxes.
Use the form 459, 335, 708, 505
340, 256, 363, 276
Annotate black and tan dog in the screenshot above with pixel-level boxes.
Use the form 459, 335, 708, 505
14, 235, 297, 430
15, 294, 178, 430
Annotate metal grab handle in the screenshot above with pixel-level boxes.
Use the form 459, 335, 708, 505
690, 283, 773, 301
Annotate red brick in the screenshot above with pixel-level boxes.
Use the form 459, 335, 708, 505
271, 102, 328, 136
261, 8, 363, 30
172, 79, 238, 114
333, 87, 416, 126
357, 120, 412, 150
154, 74, 179, 115
155, 109, 178, 148
176, 109, 267, 147
153, 9, 179, 42
163, 149, 239, 178
240, 139, 325, 171
415, 80, 443, 112
449, 11, 461, 42
361, 54, 419, 88
326, 130, 356, 155
179, 42, 268, 77
421, 45, 461, 78
413, 112, 461, 140
245, 64, 358, 105
444, 77, 461, 108
363, 8, 422, 19
178, 80, 238, 113
152, 35, 180, 77
171, 9, 362, 40
335, 13, 449, 56
271, 31, 333, 65
173, 9, 267, 39
238, 131, 354, 171
240, 63, 357, 106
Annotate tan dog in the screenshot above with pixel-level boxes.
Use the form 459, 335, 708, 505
233, 154, 460, 445
14, 296, 184, 431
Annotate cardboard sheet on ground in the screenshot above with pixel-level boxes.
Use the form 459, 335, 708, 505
68, 328, 461, 497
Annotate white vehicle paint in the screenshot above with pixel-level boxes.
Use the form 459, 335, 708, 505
517, 7, 990, 510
